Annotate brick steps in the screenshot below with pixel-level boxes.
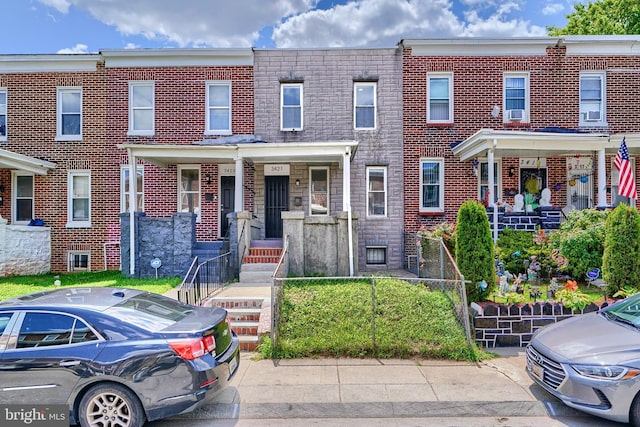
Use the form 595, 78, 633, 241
243, 247, 282, 264
210, 297, 266, 352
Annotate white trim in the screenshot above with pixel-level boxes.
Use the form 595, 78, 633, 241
101, 48, 253, 68
562, 36, 640, 56
309, 166, 330, 216
354, 82, 376, 129
120, 164, 144, 213
178, 165, 201, 222
128, 81, 155, 136
67, 170, 91, 228
11, 172, 34, 224
281, 83, 303, 131
366, 166, 387, 217
503, 72, 530, 123
419, 158, 444, 213
403, 37, 556, 56
478, 159, 502, 203
579, 71, 606, 127
0, 87, 6, 141
0, 54, 100, 74
56, 86, 82, 141
205, 81, 232, 135
427, 72, 453, 123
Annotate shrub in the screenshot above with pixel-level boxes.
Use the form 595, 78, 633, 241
555, 288, 590, 312
548, 209, 608, 280
455, 201, 495, 302
496, 228, 537, 275
602, 204, 640, 295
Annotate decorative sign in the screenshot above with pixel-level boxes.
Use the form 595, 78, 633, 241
264, 164, 290, 176
150, 258, 162, 269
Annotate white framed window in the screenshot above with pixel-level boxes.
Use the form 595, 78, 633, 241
67, 170, 91, 227
56, 87, 82, 140
366, 166, 387, 216
68, 252, 90, 272
178, 165, 201, 222
580, 72, 606, 126
12, 172, 34, 224
427, 72, 453, 123
354, 82, 376, 129
309, 167, 329, 215
128, 81, 154, 135
206, 81, 231, 135
503, 73, 529, 122
366, 247, 387, 265
120, 165, 144, 212
281, 83, 303, 131
611, 156, 636, 207
0, 88, 6, 140
420, 158, 444, 213
479, 160, 502, 204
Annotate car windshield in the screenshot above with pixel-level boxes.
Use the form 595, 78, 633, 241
105, 293, 194, 332
602, 294, 640, 328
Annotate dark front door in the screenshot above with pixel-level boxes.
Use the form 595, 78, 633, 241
265, 176, 288, 238
220, 176, 235, 238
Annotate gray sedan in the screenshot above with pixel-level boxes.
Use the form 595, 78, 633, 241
526, 293, 640, 425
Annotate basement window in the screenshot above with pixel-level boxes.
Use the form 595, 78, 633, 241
68, 252, 90, 272
366, 247, 387, 265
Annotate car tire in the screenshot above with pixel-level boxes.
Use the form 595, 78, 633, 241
78, 383, 145, 427
631, 392, 640, 427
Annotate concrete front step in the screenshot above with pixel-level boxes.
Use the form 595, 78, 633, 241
239, 263, 277, 283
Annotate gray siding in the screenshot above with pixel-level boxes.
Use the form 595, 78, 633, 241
254, 48, 404, 270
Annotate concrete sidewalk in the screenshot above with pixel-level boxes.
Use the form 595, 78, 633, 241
168, 348, 604, 425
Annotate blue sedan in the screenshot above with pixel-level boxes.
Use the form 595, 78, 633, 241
0, 287, 240, 427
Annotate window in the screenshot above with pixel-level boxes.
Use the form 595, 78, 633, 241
354, 82, 376, 129
128, 81, 154, 135
0, 88, 6, 140
612, 157, 636, 207
427, 73, 453, 123
366, 166, 387, 216
68, 252, 90, 272
580, 73, 605, 125
479, 161, 501, 204
178, 166, 200, 221
366, 247, 387, 265
67, 170, 91, 227
310, 167, 329, 215
57, 87, 81, 140
503, 73, 529, 122
12, 173, 33, 224
120, 165, 144, 212
206, 81, 231, 134
17, 312, 97, 348
420, 159, 444, 213
281, 83, 303, 130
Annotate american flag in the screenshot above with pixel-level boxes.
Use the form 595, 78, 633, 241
614, 138, 637, 200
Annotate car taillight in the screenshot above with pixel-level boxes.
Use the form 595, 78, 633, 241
169, 335, 216, 360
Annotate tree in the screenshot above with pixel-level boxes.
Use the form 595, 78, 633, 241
547, 0, 640, 35
455, 200, 495, 302
602, 204, 640, 295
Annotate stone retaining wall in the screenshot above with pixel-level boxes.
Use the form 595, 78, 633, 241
471, 301, 605, 348
0, 217, 51, 277
486, 206, 562, 233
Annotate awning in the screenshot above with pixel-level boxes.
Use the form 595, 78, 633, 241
451, 128, 615, 161
0, 148, 56, 175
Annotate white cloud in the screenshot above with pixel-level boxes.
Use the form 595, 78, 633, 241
38, 0, 71, 14
273, 0, 464, 48
56, 43, 90, 53
542, 3, 564, 15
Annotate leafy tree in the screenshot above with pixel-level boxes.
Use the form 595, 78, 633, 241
455, 201, 495, 302
602, 204, 640, 295
547, 0, 640, 35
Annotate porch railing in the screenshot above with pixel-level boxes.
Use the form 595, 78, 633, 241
177, 251, 233, 306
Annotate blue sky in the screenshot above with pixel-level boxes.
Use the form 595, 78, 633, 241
3, 0, 586, 54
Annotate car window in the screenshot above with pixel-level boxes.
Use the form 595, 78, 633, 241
105, 293, 194, 331
0, 312, 12, 334
17, 312, 98, 348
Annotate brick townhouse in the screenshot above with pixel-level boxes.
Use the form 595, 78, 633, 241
1, 36, 640, 277
401, 36, 640, 242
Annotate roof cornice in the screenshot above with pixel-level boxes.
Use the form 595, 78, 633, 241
101, 48, 254, 68
560, 35, 640, 56
0, 54, 101, 74
401, 37, 559, 56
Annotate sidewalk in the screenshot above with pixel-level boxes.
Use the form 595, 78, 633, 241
170, 347, 595, 424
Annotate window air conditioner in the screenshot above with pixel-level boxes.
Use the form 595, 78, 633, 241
507, 109, 524, 121
585, 110, 601, 121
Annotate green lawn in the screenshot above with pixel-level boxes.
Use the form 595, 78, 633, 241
261, 277, 489, 362
0, 270, 181, 301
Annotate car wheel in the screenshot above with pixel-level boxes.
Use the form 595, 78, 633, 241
631, 392, 640, 427
79, 383, 145, 427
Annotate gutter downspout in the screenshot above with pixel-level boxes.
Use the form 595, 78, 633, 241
343, 147, 354, 276
127, 148, 137, 276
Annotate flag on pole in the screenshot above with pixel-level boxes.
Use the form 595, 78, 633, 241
614, 138, 637, 200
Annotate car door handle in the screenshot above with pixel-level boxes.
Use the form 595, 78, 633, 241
60, 360, 80, 367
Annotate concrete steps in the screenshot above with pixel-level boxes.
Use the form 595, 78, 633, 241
239, 262, 278, 283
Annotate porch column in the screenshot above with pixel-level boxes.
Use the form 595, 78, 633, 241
234, 157, 243, 212
343, 146, 354, 276
488, 146, 498, 242
127, 149, 137, 276
597, 148, 607, 207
